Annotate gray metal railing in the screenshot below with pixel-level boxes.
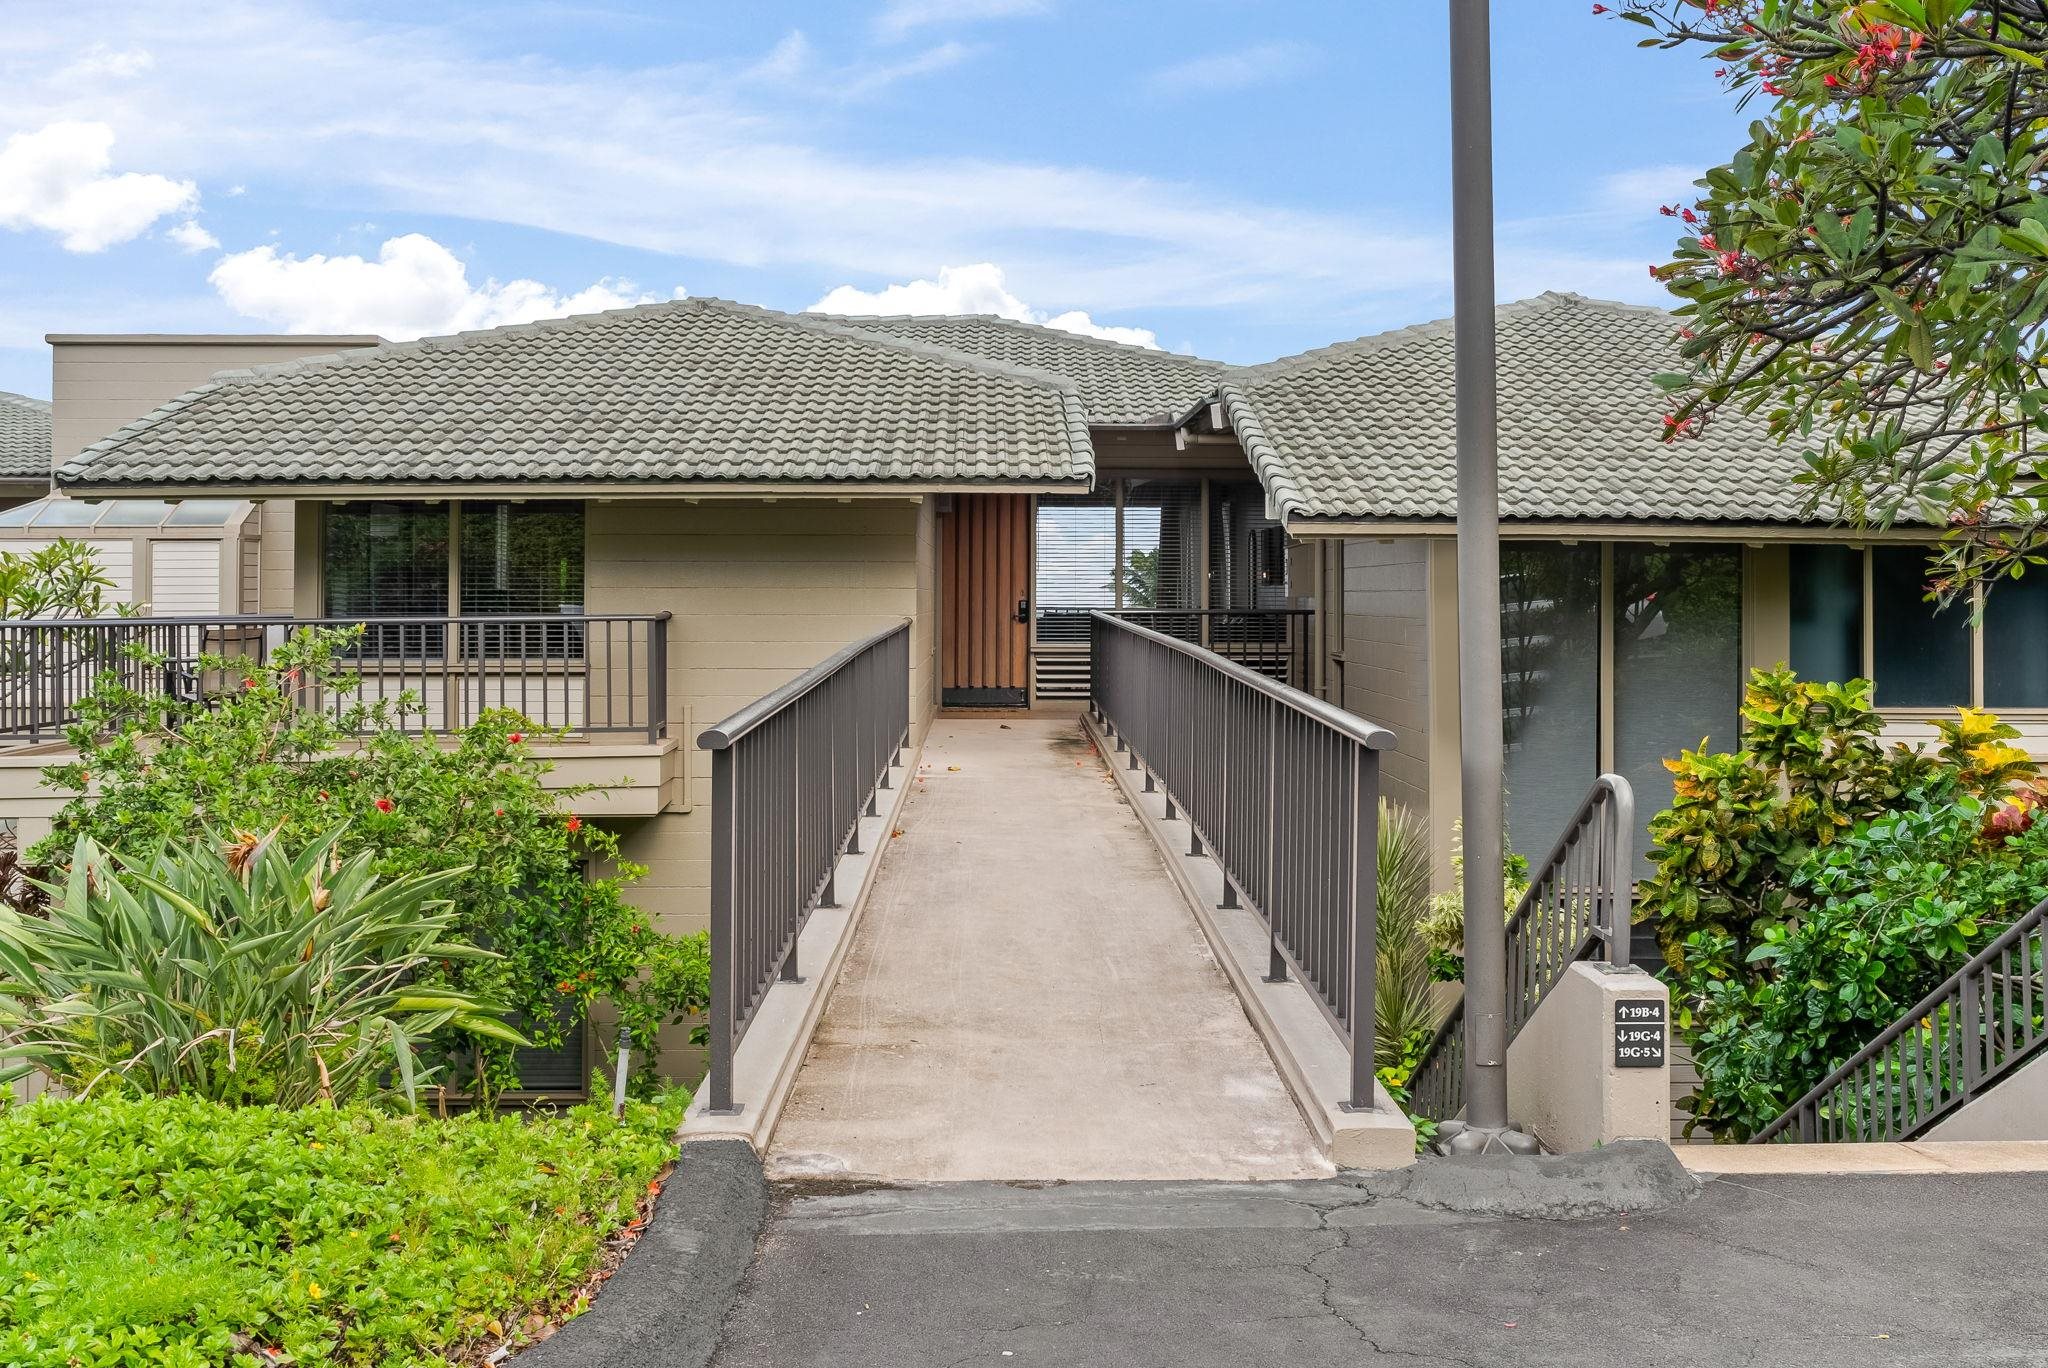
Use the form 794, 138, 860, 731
1407, 775, 1635, 1122
0, 613, 671, 744
1090, 610, 1394, 1109
698, 619, 911, 1116
1752, 892, 2048, 1144
1108, 609, 1312, 690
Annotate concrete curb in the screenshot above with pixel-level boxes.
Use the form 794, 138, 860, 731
1085, 712, 1417, 1169
516, 1139, 768, 1368
1679, 1139, 2048, 1175
678, 743, 923, 1152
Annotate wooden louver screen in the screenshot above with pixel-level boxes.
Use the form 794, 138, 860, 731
942, 494, 1030, 694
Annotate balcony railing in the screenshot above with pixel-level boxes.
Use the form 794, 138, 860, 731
0, 613, 671, 746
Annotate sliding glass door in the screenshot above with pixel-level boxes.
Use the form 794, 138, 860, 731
1497, 541, 1743, 877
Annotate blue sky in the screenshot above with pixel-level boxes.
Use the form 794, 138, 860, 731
0, 0, 1750, 399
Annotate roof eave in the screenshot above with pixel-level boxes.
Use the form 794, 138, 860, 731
51, 476, 1095, 501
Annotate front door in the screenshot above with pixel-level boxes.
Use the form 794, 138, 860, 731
941, 494, 1030, 707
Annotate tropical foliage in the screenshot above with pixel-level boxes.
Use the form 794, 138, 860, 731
1614, 0, 2048, 593
0, 829, 519, 1109
0, 1091, 683, 1368
1642, 665, 2048, 1138
31, 626, 706, 1098
1369, 800, 1446, 1150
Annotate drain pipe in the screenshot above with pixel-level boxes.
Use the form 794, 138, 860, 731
1441, 0, 1536, 1157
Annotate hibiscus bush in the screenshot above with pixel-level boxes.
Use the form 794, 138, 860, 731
1642, 665, 2048, 1138
30, 627, 706, 1100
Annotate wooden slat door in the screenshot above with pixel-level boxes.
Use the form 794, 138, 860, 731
942, 494, 1031, 706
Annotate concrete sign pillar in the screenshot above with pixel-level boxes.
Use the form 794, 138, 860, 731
1506, 963, 1670, 1154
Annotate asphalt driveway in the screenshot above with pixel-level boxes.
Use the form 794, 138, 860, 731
710, 1164, 2046, 1368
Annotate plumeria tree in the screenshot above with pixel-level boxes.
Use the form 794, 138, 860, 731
1611, 0, 2048, 594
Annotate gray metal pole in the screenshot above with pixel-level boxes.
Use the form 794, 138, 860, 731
1443, 0, 1534, 1155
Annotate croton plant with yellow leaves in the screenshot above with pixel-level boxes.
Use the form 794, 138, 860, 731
1641, 666, 2048, 1141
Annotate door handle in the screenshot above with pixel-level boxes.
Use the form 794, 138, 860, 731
1015, 598, 1030, 624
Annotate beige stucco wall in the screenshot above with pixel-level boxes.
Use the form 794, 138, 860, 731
48, 335, 380, 614
581, 497, 935, 940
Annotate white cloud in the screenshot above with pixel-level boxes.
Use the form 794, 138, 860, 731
1597, 164, 1708, 217
165, 219, 218, 253
874, 0, 1048, 39
744, 30, 972, 98
60, 46, 155, 80
0, 4, 1451, 318
208, 232, 677, 338
0, 121, 198, 252
1143, 42, 1310, 96
810, 263, 1161, 347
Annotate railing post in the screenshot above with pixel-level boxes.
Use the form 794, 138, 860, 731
707, 744, 738, 1115
648, 614, 670, 743
1345, 745, 1380, 1110
1263, 703, 1284, 984
1961, 967, 1982, 1098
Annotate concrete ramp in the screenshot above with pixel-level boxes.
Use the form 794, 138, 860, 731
765, 717, 1331, 1183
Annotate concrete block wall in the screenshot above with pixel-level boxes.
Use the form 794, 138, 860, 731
583, 497, 934, 940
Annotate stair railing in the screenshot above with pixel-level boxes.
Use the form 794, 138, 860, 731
1407, 774, 1635, 1121
1752, 892, 2048, 1144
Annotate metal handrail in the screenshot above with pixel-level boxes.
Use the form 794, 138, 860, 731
1108, 608, 1311, 689
1752, 892, 2048, 1144
698, 619, 911, 1116
1090, 610, 1393, 1110
0, 612, 672, 743
1407, 775, 1635, 1123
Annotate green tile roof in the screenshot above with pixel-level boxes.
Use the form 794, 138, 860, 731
57, 300, 1095, 492
822, 314, 1226, 424
0, 391, 51, 482
1225, 292, 1811, 525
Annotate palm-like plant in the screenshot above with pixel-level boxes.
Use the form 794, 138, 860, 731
0, 827, 523, 1109
1374, 799, 1442, 1071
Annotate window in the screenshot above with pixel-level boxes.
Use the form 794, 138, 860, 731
1032, 488, 1117, 643
1119, 480, 1203, 612
1871, 546, 1971, 707
1985, 573, 2048, 709
1613, 545, 1743, 863
324, 502, 450, 655
1788, 544, 1862, 686
1494, 542, 1742, 877
1500, 542, 1600, 870
1787, 544, 2022, 710
460, 502, 586, 658
324, 502, 449, 619
321, 500, 585, 657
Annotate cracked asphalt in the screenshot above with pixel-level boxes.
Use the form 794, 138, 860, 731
709, 1167, 2048, 1367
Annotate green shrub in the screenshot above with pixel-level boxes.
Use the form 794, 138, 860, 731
0, 1092, 683, 1367
1643, 666, 2047, 1139
1678, 793, 2048, 1140
33, 626, 707, 1098
0, 828, 520, 1108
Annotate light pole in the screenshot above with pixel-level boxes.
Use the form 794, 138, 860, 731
1440, 0, 1536, 1157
